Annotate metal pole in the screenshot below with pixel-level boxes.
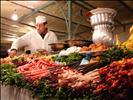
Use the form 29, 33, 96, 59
10, 1, 92, 29
18, 1, 56, 22
55, 1, 69, 36
68, 0, 72, 39
73, 19, 83, 39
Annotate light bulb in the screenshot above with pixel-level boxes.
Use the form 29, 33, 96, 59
27, 1, 38, 3
11, 13, 18, 21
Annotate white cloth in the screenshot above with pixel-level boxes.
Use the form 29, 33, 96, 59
11, 30, 58, 53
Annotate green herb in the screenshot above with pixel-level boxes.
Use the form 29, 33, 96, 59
56, 53, 83, 65
0, 64, 23, 85
99, 47, 133, 68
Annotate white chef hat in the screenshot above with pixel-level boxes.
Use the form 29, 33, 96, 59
35, 16, 47, 24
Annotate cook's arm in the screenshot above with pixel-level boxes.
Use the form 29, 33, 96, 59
11, 33, 30, 50
9, 33, 30, 56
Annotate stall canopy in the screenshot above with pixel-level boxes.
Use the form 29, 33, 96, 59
1, 0, 133, 47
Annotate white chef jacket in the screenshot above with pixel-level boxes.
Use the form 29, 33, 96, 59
11, 30, 58, 53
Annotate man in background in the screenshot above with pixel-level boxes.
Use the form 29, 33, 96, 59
9, 15, 58, 56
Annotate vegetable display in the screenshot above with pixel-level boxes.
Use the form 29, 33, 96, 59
94, 58, 133, 99
17, 57, 62, 83
98, 47, 133, 68
54, 52, 83, 65
1, 46, 133, 99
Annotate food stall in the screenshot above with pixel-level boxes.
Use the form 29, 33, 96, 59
1, 43, 133, 99
1, 1, 133, 100
1, 30, 133, 100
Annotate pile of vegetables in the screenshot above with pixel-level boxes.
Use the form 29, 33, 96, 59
98, 47, 133, 68
17, 58, 62, 83
53, 52, 83, 65
12, 56, 28, 66
1, 64, 23, 86
0, 63, 94, 99
93, 58, 133, 99
1, 47, 133, 100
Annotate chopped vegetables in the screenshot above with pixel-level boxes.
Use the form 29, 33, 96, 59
55, 53, 83, 65
17, 58, 62, 83
94, 58, 133, 99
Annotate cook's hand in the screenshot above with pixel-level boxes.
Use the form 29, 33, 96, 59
8, 49, 17, 57
43, 49, 48, 54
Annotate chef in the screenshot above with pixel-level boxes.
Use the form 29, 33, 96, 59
9, 15, 58, 56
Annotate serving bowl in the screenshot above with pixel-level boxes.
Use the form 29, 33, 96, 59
65, 40, 93, 47
49, 43, 67, 51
